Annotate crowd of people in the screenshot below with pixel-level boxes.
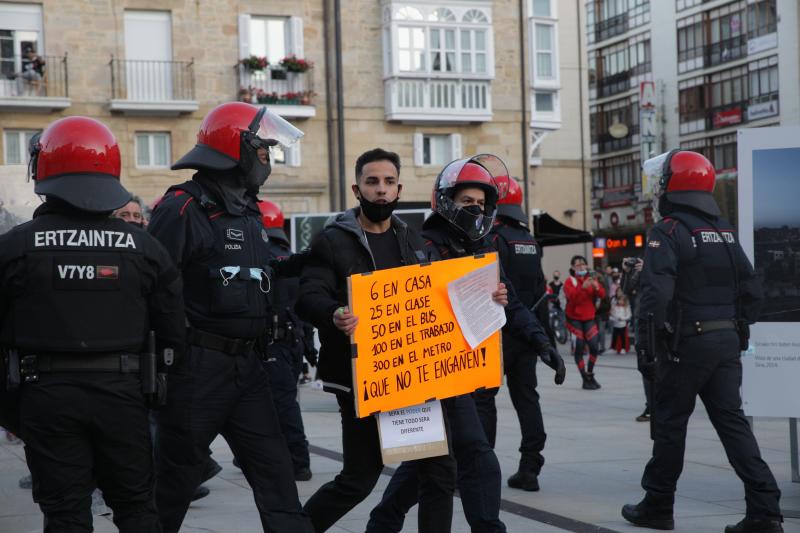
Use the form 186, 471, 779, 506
0, 102, 785, 533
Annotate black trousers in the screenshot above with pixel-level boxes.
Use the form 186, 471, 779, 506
366, 394, 506, 533
473, 346, 546, 474
20, 373, 160, 533
304, 393, 456, 532
642, 330, 782, 519
154, 345, 313, 533
264, 342, 310, 472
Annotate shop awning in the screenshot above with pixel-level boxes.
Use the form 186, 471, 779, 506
532, 213, 593, 247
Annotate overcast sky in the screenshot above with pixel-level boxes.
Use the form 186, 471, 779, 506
753, 147, 800, 229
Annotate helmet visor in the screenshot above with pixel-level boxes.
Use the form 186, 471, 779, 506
434, 154, 508, 202
642, 150, 672, 200
251, 106, 304, 147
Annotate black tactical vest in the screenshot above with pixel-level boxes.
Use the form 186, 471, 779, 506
667, 211, 738, 322
4, 213, 150, 353
491, 222, 544, 309
170, 183, 274, 339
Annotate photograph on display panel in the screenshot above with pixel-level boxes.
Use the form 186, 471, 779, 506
752, 147, 800, 322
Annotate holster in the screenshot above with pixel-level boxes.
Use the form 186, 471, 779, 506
736, 320, 750, 351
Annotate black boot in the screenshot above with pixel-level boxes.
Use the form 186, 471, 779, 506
507, 470, 539, 491
621, 496, 674, 530
581, 371, 593, 390
724, 517, 783, 533
587, 373, 601, 390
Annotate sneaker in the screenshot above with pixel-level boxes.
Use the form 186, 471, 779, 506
295, 467, 312, 481
724, 517, 783, 533
18, 475, 32, 489
621, 499, 674, 530
636, 410, 650, 422
620, 349, 627, 355
507, 470, 539, 492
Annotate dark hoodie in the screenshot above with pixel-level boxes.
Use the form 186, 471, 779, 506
295, 207, 430, 394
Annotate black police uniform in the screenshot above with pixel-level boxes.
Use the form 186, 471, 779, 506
472, 217, 549, 478
0, 200, 185, 533
148, 179, 312, 533
634, 208, 782, 523
261, 234, 313, 478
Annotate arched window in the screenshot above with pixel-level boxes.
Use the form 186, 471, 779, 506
463, 9, 488, 23
396, 6, 424, 20
429, 8, 456, 21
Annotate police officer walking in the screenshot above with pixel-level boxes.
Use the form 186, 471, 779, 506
148, 102, 313, 532
473, 174, 553, 492
256, 199, 314, 481
0, 116, 186, 532
622, 150, 783, 533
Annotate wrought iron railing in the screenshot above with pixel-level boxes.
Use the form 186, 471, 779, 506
595, 13, 628, 43
237, 64, 314, 105
110, 58, 195, 101
705, 34, 747, 68
0, 54, 68, 98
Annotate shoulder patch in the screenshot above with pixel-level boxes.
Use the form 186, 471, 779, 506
648, 240, 661, 248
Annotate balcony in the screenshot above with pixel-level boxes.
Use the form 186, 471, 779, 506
705, 34, 747, 68
0, 55, 71, 112
109, 58, 198, 116
595, 13, 628, 43
600, 184, 636, 208
237, 65, 315, 119
594, 125, 639, 155
596, 71, 630, 99
384, 77, 492, 124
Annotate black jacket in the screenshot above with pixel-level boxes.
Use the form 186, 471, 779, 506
295, 208, 429, 394
422, 214, 552, 354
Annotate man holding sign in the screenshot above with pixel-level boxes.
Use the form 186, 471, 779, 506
296, 149, 458, 532
367, 155, 566, 533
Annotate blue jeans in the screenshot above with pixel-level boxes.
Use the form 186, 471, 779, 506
366, 394, 506, 533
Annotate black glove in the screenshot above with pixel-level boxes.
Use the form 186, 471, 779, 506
636, 344, 655, 381
539, 345, 566, 385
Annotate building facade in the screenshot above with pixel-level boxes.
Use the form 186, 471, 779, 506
0, 0, 589, 242
585, 0, 799, 266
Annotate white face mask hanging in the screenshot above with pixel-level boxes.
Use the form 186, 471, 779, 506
219, 266, 241, 286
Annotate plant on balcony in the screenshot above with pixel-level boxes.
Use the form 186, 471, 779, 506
255, 89, 280, 104
279, 55, 314, 73
240, 55, 268, 72
299, 90, 316, 105
281, 91, 302, 105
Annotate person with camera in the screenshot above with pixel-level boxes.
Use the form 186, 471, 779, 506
563, 255, 605, 390
622, 150, 782, 533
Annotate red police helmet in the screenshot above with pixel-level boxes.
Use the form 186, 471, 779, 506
31, 116, 131, 213
172, 102, 303, 171
495, 175, 527, 225
431, 154, 508, 241
257, 199, 290, 246
643, 149, 719, 216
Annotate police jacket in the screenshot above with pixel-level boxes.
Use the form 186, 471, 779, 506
422, 214, 552, 353
489, 217, 549, 354
268, 239, 315, 356
0, 201, 185, 355
148, 178, 276, 340
295, 208, 429, 395
637, 207, 763, 334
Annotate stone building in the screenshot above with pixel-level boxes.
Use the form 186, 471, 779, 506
0, 0, 590, 257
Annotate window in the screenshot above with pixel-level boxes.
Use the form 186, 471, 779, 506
710, 65, 747, 109
591, 153, 640, 205
135, 132, 170, 169
748, 57, 778, 103
249, 17, 288, 65
384, 4, 493, 78
413, 132, 462, 166
747, 0, 776, 39
707, 2, 746, 67
535, 91, 554, 112
269, 142, 302, 167
590, 96, 640, 155
398, 27, 426, 72
3, 129, 39, 165
533, 23, 555, 80
532, 0, 552, 18
677, 15, 704, 67
0, 3, 43, 83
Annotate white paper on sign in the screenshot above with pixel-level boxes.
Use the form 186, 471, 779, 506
378, 401, 446, 449
447, 261, 506, 349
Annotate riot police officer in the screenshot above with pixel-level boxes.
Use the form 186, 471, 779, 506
622, 150, 783, 533
473, 174, 552, 492
148, 102, 313, 533
256, 199, 314, 481
0, 116, 185, 532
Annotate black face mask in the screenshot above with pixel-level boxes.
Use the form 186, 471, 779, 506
358, 192, 398, 223
553, 276, 560, 281
239, 136, 272, 193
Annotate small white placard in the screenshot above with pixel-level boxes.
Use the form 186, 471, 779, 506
378, 400, 446, 449
447, 261, 506, 349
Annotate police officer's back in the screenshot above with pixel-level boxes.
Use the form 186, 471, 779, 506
622, 150, 783, 533
0, 117, 185, 533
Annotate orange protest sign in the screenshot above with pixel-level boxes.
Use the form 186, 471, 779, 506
348, 253, 503, 418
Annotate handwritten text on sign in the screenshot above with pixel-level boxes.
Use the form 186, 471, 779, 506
348, 254, 503, 417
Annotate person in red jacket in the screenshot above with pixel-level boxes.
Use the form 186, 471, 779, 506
563, 255, 605, 390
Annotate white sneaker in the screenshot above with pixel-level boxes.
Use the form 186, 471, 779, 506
620, 349, 627, 355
